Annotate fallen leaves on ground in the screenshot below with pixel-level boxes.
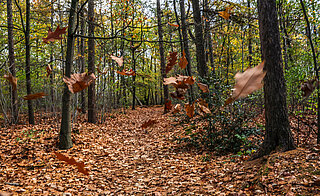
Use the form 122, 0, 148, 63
43, 25, 67, 44
23, 92, 47, 100
141, 119, 157, 129
4, 74, 17, 90
63, 72, 96, 93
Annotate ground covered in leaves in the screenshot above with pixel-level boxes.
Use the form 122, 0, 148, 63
1, 106, 320, 195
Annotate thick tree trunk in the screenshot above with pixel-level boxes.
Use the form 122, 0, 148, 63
87, 0, 96, 123
157, 0, 169, 113
25, 0, 34, 124
255, 0, 295, 157
7, 0, 18, 124
59, 0, 78, 149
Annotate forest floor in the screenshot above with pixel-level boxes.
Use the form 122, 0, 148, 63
0, 106, 320, 195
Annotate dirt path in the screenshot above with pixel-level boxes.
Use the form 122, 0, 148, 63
1, 106, 319, 195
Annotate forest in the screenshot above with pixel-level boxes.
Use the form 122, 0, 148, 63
0, 0, 320, 194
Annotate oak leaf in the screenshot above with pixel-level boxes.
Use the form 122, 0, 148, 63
178, 50, 188, 69
166, 52, 178, 73
196, 98, 208, 108
141, 119, 157, 129
63, 73, 96, 93
225, 61, 266, 105
197, 103, 211, 114
185, 102, 195, 118
4, 74, 17, 90
54, 152, 89, 175
170, 89, 187, 100
111, 55, 123, 67
301, 79, 319, 98
164, 75, 194, 89
46, 65, 52, 77
43, 25, 67, 44
173, 104, 181, 114
168, 22, 179, 27
219, 7, 233, 20
197, 82, 209, 93
117, 69, 136, 76
165, 99, 172, 110
23, 92, 47, 100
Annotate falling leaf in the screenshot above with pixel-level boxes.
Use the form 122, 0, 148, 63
196, 98, 208, 108
225, 61, 266, 105
141, 119, 157, 129
54, 152, 89, 175
23, 92, 47, 100
173, 104, 181, 114
4, 74, 17, 90
117, 69, 136, 76
43, 25, 68, 44
63, 73, 96, 93
164, 75, 195, 89
185, 102, 195, 118
165, 99, 172, 110
301, 79, 319, 98
218, 7, 233, 20
197, 103, 211, 114
170, 89, 187, 100
111, 55, 124, 67
197, 82, 209, 93
166, 52, 178, 73
46, 65, 52, 77
168, 22, 179, 27
178, 50, 188, 69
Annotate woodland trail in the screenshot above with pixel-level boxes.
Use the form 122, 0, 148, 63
1, 106, 320, 195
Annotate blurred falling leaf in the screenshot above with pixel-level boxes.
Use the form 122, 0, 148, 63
173, 104, 181, 114
54, 152, 89, 175
165, 99, 172, 110
141, 119, 157, 129
168, 22, 179, 27
63, 73, 96, 93
219, 7, 233, 20
166, 52, 178, 73
46, 65, 52, 77
111, 55, 123, 67
23, 92, 47, 100
197, 103, 211, 114
178, 50, 188, 69
197, 82, 209, 93
185, 102, 195, 118
4, 74, 17, 90
43, 25, 67, 44
301, 78, 319, 98
117, 69, 136, 76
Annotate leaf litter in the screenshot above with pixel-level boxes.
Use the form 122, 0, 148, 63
0, 106, 319, 195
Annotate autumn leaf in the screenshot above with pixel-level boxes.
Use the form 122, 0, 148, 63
141, 119, 157, 129
197, 103, 211, 114
168, 22, 179, 27
170, 89, 187, 100
4, 74, 17, 90
185, 102, 195, 118
117, 69, 136, 76
164, 75, 194, 89
23, 92, 47, 100
197, 82, 209, 93
111, 55, 124, 67
219, 7, 233, 20
225, 61, 266, 105
46, 65, 52, 77
166, 52, 178, 73
43, 25, 68, 44
173, 104, 181, 114
63, 72, 96, 93
165, 99, 172, 110
301, 79, 319, 98
54, 152, 89, 175
178, 50, 188, 69
196, 98, 208, 108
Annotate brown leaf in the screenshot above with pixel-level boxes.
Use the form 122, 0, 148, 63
111, 55, 123, 67
168, 22, 179, 27
173, 104, 181, 114
165, 99, 172, 110
197, 103, 211, 114
166, 52, 178, 73
164, 75, 194, 89
43, 25, 68, 44
170, 88, 187, 100
141, 119, 157, 129
54, 152, 89, 175
196, 98, 209, 108
178, 50, 188, 69
301, 79, 319, 98
4, 74, 17, 90
63, 72, 96, 93
197, 82, 209, 93
23, 92, 47, 100
185, 102, 195, 118
117, 69, 136, 76
46, 65, 52, 77
218, 7, 232, 20
225, 61, 266, 105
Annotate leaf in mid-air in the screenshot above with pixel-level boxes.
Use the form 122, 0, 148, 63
111, 55, 123, 67
46, 65, 52, 77
197, 82, 209, 93
178, 50, 188, 69
185, 102, 195, 118
23, 92, 47, 100
225, 61, 266, 105
165, 99, 172, 110
173, 104, 181, 114
54, 152, 89, 175
63, 73, 96, 93
4, 74, 17, 90
166, 52, 178, 73
117, 69, 136, 76
43, 25, 68, 44
218, 7, 233, 20
141, 119, 157, 129
300, 79, 319, 98
168, 22, 179, 27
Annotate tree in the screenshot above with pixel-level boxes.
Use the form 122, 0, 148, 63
7, 0, 18, 124
87, 0, 96, 123
59, 0, 79, 149
255, 0, 295, 157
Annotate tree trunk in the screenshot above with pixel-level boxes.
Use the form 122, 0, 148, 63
25, 0, 34, 124
59, 0, 78, 149
157, 0, 169, 113
80, 5, 86, 114
87, 0, 96, 123
7, 0, 18, 124
255, 0, 295, 157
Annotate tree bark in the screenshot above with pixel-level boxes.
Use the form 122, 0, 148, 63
7, 0, 18, 124
25, 0, 34, 124
87, 0, 96, 123
59, 0, 78, 149
255, 0, 295, 158
157, 0, 169, 113
80, 4, 86, 114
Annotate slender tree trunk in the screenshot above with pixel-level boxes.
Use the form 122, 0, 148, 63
59, 0, 78, 149
248, 0, 253, 67
50, 0, 55, 113
80, 7, 86, 114
255, 0, 295, 158
25, 0, 34, 124
87, 0, 96, 123
7, 0, 18, 124
157, 0, 169, 113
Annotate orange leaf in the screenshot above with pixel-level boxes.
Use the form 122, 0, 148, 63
117, 69, 136, 76
218, 7, 232, 20
173, 104, 181, 114
166, 51, 178, 73
46, 65, 52, 77
141, 119, 157, 129
185, 102, 195, 118
178, 50, 188, 69
63, 73, 96, 93
197, 103, 211, 114
23, 92, 47, 100
164, 75, 194, 89
168, 22, 179, 27
76, 162, 90, 175
196, 98, 208, 108
197, 82, 209, 93
4, 74, 17, 90
43, 25, 68, 44
54, 152, 89, 175
111, 55, 124, 67
165, 99, 172, 110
